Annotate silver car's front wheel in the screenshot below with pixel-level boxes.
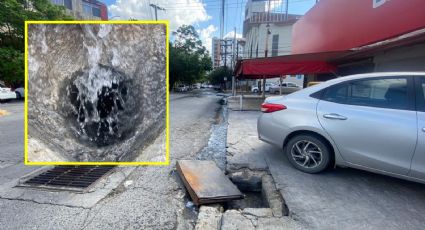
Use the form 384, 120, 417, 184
285, 134, 331, 173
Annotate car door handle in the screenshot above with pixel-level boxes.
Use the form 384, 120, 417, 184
422, 127, 425, 132
323, 113, 347, 120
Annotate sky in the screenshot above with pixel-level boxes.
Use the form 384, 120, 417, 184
102, 0, 317, 53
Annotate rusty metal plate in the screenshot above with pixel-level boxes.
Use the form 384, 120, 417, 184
177, 160, 243, 205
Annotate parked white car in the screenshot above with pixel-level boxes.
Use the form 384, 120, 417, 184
251, 82, 276, 93
175, 85, 189, 92
269, 82, 302, 94
0, 84, 16, 102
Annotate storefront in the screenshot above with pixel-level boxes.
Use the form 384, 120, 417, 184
235, 0, 425, 82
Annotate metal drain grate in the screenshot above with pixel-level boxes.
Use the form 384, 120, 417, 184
22, 166, 114, 191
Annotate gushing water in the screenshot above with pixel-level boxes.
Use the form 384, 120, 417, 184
27, 23, 166, 162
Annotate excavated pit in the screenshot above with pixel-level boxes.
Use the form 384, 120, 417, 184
27, 24, 166, 162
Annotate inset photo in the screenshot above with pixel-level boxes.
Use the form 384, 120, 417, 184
25, 21, 168, 165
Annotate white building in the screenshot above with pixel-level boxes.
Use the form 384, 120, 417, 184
243, 0, 301, 58
242, 0, 304, 87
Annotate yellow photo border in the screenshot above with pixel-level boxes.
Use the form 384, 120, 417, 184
24, 20, 170, 166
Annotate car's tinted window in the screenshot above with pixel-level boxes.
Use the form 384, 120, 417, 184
419, 77, 425, 111
323, 83, 348, 103
347, 78, 408, 109
323, 77, 409, 110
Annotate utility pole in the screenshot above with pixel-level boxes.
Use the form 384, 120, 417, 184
221, 39, 232, 91
220, 0, 225, 40
285, 0, 289, 21
150, 4, 165, 21
232, 27, 236, 96
261, 0, 272, 98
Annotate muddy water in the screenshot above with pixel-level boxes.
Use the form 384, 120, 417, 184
27, 24, 166, 162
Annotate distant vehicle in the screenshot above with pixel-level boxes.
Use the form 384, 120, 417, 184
258, 72, 425, 184
269, 82, 302, 94
0, 83, 16, 102
251, 82, 276, 93
14, 87, 24, 99
175, 85, 188, 92
307, 81, 323, 87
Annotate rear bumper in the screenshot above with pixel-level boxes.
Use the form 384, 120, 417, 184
257, 113, 291, 149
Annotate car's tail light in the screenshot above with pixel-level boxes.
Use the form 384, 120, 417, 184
261, 103, 287, 113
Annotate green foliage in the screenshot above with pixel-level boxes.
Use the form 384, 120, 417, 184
169, 25, 212, 89
0, 0, 73, 84
208, 66, 232, 85
0, 47, 23, 85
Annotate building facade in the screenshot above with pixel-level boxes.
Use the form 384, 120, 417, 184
292, 0, 425, 82
211, 37, 221, 69
243, 0, 301, 59
212, 37, 245, 70
51, 0, 108, 20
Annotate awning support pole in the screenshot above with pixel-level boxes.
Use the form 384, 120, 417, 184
262, 75, 266, 99
279, 75, 283, 95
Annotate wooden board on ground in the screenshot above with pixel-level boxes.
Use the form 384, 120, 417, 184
177, 160, 244, 205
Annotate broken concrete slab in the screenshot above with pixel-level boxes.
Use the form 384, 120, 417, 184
226, 111, 268, 172
177, 160, 243, 205
256, 217, 306, 230
221, 210, 256, 230
195, 205, 223, 230
227, 169, 266, 192
261, 174, 288, 217
242, 208, 273, 218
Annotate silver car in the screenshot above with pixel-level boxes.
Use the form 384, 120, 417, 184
258, 72, 425, 184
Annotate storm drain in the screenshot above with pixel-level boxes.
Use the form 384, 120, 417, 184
20, 166, 115, 192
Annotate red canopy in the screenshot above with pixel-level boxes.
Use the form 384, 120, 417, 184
235, 51, 348, 79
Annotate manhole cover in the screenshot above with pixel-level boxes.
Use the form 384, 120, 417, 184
20, 166, 115, 192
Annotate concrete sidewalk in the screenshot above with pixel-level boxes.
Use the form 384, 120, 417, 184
226, 110, 425, 230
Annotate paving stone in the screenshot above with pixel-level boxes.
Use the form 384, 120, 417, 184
220, 210, 255, 230
242, 208, 273, 218
195, 205, 223, 230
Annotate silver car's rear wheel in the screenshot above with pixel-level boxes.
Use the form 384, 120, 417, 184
285, 134, 331, 173
291, 140, 323, 168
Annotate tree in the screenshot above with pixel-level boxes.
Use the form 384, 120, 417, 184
169, 25, 212, 89
0, 0, 73, 85
208, 66, 232, 86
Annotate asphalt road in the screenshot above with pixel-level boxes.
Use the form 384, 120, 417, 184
227, 110, 425, 230
0, 100, 24, 163
0, 90, 222, 229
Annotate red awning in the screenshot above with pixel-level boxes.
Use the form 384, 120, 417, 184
235, 51, 348, 79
